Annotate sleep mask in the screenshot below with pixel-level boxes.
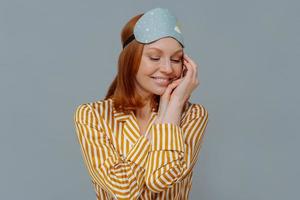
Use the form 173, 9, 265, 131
123, 7, 184, 48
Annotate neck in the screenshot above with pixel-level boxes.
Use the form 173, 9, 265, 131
135, 98, 153, 120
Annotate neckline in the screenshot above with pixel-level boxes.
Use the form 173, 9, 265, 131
130, 110, 157, 137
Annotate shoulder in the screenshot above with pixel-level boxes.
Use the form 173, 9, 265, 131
73, 98, 113, 124
183, 101, 209, 121
190, 103, 208, 117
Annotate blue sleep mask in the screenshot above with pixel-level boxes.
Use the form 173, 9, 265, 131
123, 7, 184, 48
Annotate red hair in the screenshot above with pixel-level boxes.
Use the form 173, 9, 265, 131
104, 14, 160, 114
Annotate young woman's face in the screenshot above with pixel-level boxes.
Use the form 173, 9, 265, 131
135, 37, 184, 98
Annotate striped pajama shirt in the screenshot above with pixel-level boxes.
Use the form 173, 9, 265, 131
74, 98, 208, 200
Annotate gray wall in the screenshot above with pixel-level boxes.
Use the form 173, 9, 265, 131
1, 0, 299, 199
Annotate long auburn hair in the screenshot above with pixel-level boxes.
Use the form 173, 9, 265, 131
104, 13, 160, 114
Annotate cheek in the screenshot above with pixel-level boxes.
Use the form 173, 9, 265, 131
174, 65, 183, 76
137, 61, 156, 76
136, 67, 152, 83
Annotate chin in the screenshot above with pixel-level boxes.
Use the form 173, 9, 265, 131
151, 87, 167, 96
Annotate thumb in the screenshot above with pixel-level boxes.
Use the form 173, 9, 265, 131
161, 79, 181, 100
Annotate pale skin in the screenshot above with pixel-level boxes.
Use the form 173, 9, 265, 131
133, 37, 199, 142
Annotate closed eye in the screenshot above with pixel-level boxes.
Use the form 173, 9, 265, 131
149, 57, 160, 61
171, 59, 182, 63
149, 57, 182, 63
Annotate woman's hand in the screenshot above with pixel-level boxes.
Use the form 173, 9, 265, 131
169, 54, 199, 105
153, 54, 199, 125
154, 77, 182, 124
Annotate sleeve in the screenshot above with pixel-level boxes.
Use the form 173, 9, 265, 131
145, 104, 209, 193
74, 103, 150, 200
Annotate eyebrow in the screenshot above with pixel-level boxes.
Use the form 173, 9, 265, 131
147, 47, 183, 55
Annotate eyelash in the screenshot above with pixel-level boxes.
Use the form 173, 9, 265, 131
149, 57, 182, 63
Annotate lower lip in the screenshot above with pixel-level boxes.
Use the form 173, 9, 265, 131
151, 77, 170, 86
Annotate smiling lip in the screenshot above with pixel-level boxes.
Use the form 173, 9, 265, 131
151, 76, 172, 86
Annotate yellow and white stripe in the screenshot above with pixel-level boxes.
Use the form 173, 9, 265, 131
74, 98, 208, 200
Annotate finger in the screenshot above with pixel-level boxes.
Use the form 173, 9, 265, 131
187, 55, 199, 80
158, 80, 181, 118
183, 59, 194, 79
171, 77, 183, 85
161, 81, 177, 101
184, 54, 197, 67
184, 54, 197, 79
184, 54, 197, 81
166, 80, 181, 95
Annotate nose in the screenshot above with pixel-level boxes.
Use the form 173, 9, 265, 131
159, 58, 173, 74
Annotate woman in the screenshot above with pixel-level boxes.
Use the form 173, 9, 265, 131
74, 7, 209, 200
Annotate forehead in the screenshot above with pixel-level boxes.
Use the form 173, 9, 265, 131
143, 37, 183, 54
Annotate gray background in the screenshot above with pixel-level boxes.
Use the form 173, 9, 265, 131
1, 0, 299, 199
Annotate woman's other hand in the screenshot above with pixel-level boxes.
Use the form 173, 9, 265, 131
170, 54, 199, 105
154, 75, 182, 124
